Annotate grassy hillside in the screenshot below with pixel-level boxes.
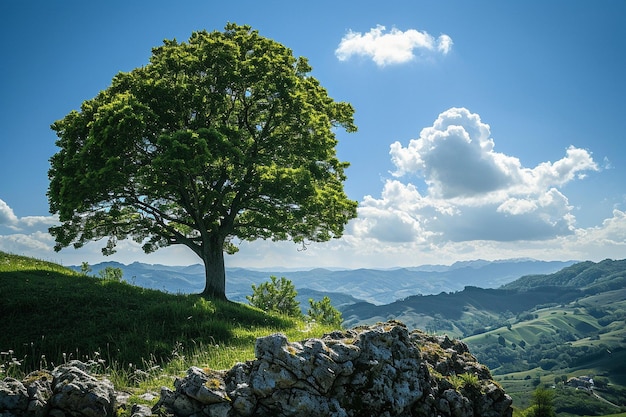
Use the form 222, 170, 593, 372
341, 285, 583, 338
2, 252, 625, 416
463, 291, 626, 415
0, 251, 332, 383
502, 259, 626, 293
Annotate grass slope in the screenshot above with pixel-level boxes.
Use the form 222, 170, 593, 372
0, 251, 332, 382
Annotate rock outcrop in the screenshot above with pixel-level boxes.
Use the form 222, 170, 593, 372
155, 321, 512, 417
0, 360, 115, 417
1, 321, 512, 417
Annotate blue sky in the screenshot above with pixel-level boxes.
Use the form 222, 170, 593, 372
1, 0, 625, 269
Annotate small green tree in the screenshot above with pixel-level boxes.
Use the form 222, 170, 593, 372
80, 261, 92, 275
247, 276, 302, 317
307, 296, 343, 327
98, 266, 123, 282
523, 387, 555, 417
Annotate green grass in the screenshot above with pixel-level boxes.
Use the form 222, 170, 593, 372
463, 307, 602, 348
0, 251, 334, 390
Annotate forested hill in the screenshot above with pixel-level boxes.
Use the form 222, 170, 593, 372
340, 258, 626, 335
501, 258, 626, 293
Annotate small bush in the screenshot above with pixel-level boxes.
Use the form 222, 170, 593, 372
99, 266, 123, 282
450, 372, 480, 391
246, 276, 302, 318
308, 296, 343, 327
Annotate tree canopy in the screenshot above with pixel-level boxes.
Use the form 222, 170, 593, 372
48, 23, 357, 299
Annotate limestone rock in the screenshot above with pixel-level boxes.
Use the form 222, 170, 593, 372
0, 378, 29, 415
155, 321, 513, 417
49, 360, 116, 417
0, 362, 115, 417
1, 322, 512, 417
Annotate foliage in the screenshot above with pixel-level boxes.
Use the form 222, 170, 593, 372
246, 276, 302, 318
47, 23, 357, 299
552, 386, 624, 416
98, 266, 123, 282
449, 372, 481, 391
80, 261, 92, 275
307, 296, 343, 327
527, 387, 555, 417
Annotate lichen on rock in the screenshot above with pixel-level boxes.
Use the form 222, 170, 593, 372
155, 320, 512, 417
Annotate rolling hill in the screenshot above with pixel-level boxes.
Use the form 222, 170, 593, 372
75, 258, 575, 305
338, 258, 626, 414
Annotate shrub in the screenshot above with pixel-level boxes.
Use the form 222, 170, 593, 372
307, 296, 343, 327
98, 266, 123, 282
246, 276, 302, 318
80, 261, 92, 275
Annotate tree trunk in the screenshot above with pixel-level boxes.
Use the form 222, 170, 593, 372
200, 236, 227, 300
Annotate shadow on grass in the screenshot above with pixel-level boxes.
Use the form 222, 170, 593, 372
0, 268, 291, 373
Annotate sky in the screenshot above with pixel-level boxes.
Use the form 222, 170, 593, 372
1, 0, 625, 269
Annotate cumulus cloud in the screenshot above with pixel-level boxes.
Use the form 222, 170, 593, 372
354, 107, 599, 244
0, 199, 59, 234
335, 25, 453, 66
0, 231, 55, 254
0, 198, 60, 255
0, 199, 19, 228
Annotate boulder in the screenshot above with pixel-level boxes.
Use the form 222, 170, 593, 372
1, 361, 115, 417
47, 360, 116, 417
154, 321, 513, 417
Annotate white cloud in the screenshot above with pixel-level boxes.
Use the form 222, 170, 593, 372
527, 146, 598, 189
0, 199, 19, 228
0, 231, 55, 254
359, 107, 599, 244
0, 198, 61, 259
335, 25, 453, 66
0, 199, 59, 235
437, 34, 453, 54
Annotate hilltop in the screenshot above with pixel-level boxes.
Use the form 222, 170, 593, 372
0, 251, 333, 376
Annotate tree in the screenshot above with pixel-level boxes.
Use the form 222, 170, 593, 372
48, 24, 357, 300
307, 296, 342, 327
524, 387, 555, 417
80, 261, 92, 275
246, 276, 302, 317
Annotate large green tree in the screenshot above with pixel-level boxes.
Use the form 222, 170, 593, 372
48, 24, 357, 300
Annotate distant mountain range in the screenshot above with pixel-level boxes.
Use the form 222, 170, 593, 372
341, 258, 626, 335
72, 258, 576, 305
